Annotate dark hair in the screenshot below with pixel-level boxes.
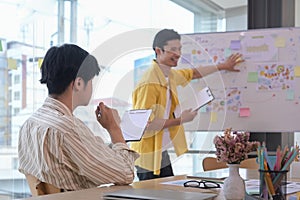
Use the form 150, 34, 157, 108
152, 29, 181, 51
40, 44, 100, 95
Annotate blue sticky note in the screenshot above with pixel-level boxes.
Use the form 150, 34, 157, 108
230, 40, 241, 50
224, 48, 232, 58
286, 90, 294, 100
199, 105, 207, 113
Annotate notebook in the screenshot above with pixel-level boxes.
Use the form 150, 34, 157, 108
120, 109, 152, 142
103, 188, 217, 200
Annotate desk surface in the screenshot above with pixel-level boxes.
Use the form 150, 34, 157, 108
20, 169, 300, 200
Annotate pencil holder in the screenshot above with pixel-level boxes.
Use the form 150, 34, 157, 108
259, 169, 288, 200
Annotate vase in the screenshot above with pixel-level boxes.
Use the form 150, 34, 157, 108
223, 164, 245, 200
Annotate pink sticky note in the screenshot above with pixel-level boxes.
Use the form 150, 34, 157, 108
239, 107, 250, 117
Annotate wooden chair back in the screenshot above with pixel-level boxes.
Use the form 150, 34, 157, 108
25, 174, 61, 196
202, 157, 259, 171
202, 157, 227, 171
240, 158, 259, 169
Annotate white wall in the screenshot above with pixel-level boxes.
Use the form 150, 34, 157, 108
225, 6, 248, 31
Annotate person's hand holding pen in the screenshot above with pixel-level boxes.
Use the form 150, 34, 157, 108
95, 102, 125, 144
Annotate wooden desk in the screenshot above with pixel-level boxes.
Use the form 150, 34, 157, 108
19, 169, 300, 200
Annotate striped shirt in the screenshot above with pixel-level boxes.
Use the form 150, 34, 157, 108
18, 97, 139, 190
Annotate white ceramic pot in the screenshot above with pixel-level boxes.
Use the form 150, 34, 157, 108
223, 164, 246, 200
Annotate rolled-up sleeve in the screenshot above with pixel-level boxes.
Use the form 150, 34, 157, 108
62, 126, 139, 186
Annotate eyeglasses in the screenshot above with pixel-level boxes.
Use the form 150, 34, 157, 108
162, 47, 181, 54
183, 180, 221, 189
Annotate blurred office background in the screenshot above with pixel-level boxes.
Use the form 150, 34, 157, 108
0, 0, 299, 198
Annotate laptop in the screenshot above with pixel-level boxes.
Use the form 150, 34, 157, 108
103, 188, 217, 200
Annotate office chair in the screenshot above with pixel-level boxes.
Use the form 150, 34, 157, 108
25, 174, 61, 196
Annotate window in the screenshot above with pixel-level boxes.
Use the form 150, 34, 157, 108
13, 108, 20, 115
8, 74, 12, 87
13, 91, 20, 101
14, 74, 20, 84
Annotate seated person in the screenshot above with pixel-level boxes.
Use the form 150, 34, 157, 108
18, 44, 139, 191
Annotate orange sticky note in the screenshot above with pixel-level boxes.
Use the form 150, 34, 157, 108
239, 107, 250, 117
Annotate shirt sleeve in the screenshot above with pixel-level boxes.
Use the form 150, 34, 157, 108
174, 68, 193, 87
61, 124, 139, 186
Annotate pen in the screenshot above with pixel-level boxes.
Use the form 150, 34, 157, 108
97, 108, 102, 119
264, 161, 275, 195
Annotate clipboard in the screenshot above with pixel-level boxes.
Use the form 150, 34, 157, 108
173, 86, 214, 118
193, 86, 214, 111
120, 109, 152, 142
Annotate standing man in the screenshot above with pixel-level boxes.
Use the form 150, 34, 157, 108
131, 29, 243, 180
18, 44, 139, 191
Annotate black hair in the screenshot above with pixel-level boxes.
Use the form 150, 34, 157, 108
152, 29, 181, 51
40, 44, 100, 95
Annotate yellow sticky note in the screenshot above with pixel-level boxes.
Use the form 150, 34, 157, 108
275, 37, 286, 47
210, 112, 217, 122
38, 58, 43, 68
8, 58, 17, 70
295, 66, 300, 77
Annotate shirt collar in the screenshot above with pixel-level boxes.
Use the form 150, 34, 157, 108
44, 96, 73, 117
152, 59, 168, 87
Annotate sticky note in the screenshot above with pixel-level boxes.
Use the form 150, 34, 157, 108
199, 105, 207, 113
224, 48, 232, 58
286, 90, 294, 100
230, 40, 241, 50
8, 58, 17, 70
210, 112, 217, 122
275, 37, 286, 47
295, 66, 300, 77
247, 72, 259, 82
38, 58, 43, 68
239, 107, 250, 117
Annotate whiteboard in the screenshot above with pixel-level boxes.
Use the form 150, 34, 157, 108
177, 27, 300, 132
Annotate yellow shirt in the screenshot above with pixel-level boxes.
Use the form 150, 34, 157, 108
131, 60, 193, 175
